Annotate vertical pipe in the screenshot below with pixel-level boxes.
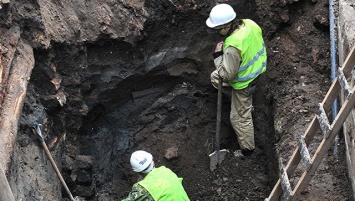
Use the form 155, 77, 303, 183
329, 0, 339, 157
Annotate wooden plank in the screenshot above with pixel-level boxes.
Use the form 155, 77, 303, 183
0, 26, 21, 107
323, 44, 355, 109
0, 165, 15, 201
322, 79, 341, 112
0, 40, 34, 172
291, 85, 355, 200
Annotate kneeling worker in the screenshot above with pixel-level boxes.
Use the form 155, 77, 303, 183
122, 150, 190, 201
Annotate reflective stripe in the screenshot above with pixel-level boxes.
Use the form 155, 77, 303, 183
238, 43, 266, 72
139, 166, 190, 201
237, 60, 267, 82
223, 19, 267, 90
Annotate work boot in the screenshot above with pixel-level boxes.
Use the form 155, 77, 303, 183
234, 150, 244, 157
233, 149, 254, 158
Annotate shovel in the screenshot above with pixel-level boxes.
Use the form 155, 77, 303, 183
32, 123, 78, 201
209, 77, 229, 171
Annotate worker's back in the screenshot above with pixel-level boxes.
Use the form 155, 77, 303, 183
139, 166, 190, 201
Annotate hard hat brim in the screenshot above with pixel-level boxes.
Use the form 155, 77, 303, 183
206, 18, 217, 28
206, 12, 236, 28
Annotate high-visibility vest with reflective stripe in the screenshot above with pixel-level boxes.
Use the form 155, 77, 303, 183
138, 166, 190, 201
223, 19, 267, 90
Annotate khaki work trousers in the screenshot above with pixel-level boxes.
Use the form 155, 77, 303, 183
211, 70, 255, 151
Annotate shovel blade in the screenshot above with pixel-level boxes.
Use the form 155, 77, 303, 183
209, 149, 228, 171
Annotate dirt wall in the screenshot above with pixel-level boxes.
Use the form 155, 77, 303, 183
338, 0, 355, 199
337, 0, 355, 199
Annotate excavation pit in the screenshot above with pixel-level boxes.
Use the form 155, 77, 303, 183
1, 0, 352, 200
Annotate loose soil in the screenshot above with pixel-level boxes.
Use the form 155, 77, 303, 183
1, 0, 352, 200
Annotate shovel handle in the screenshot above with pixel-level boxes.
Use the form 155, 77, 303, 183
32, 123, 75, 201
215, 77, 223, 151
41, 141, 76, 201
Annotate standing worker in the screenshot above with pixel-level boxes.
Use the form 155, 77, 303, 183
206, 4, 267, 156
122, 150, 190, 201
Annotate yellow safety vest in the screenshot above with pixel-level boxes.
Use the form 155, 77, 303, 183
223, 19, 267, 90
138, 166, 190, 201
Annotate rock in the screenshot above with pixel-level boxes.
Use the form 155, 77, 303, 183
76, 155, 94, 169
313, 14, 329, 29
164, 147, 179, 160
62, 155, 75, 171
279, 12, 290, 23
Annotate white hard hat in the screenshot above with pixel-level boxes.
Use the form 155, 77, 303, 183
130, 150, 154, 173
206, 4, 236, 28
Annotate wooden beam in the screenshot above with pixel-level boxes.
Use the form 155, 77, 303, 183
0, 39, 34, 172
0, 26, 21, 107
0, 165, 15, 201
